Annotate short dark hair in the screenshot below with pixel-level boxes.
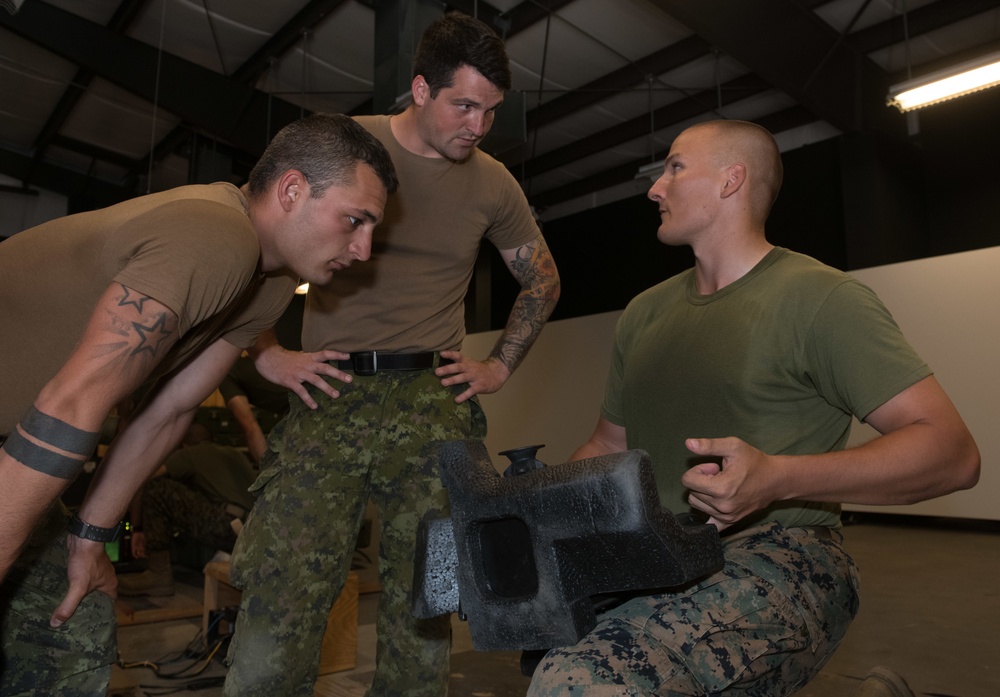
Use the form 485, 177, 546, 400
413, 12, 511, 97
247, 113, 397, 199
694, 120, 783, 219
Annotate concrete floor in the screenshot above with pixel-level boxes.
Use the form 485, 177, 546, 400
109, 513, 999, 696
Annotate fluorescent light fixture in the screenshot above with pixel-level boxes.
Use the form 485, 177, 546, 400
634, 161, 665, 182
887, 51, 1000, 112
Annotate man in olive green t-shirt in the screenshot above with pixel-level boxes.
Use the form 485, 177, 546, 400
528, 120, 980, 697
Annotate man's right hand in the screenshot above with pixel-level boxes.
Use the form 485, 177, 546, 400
252, 342, 354, 409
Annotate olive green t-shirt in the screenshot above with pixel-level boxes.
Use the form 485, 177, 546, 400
603, 247, 931, 529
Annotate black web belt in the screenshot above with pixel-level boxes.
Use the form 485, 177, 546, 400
336, 351, 451, 376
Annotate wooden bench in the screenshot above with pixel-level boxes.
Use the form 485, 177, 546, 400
202, 561, 359, 674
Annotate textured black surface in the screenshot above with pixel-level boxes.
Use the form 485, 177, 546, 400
413, 440, 724, 651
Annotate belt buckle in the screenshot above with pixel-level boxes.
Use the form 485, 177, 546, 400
353, 351, 378, 376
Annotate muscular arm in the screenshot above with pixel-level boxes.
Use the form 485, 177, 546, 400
53, 337, 242, 625
0, 282, 179, 579
569, 417, 628, 462
683, 376, 981, 527
438, 232, 561, 403
491, 233, 561, 374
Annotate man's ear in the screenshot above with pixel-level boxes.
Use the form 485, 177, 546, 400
720, 162, 747, 199
411, 75, 429, 107
276, 170, 308, 212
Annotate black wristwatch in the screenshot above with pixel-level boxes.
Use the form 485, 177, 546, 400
67, 514, 124, 543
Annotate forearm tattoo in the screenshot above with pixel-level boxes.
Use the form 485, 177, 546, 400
2, 406, 99, 479
491, 239, 561, 373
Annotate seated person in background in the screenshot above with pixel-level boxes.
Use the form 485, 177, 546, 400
527, 120, 980, 697
219, 353, 291, 465
119, 423, 256, 597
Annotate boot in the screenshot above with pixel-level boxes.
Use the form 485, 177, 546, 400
117, 550, 175, 597
855, 667, 916, 697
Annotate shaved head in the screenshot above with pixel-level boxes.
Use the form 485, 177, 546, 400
687, 120, 783, 221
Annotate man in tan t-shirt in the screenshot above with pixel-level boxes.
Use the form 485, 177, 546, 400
0, 113, 396, 695
225, 13, 561, 697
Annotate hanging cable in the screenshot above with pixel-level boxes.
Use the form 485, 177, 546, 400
146, 0, 168, 193
900, 0, 912, 80
802, 0, 874, 94
265, 57, 275, 149
300, 29, 310, 118
647, 74, 655, 164
526, 8, 553, 198
714, 48, 723, 113
200, 0, 228, 76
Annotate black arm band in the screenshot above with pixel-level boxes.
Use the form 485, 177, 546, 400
2, 430, 85, 479
20, 406, 99, 457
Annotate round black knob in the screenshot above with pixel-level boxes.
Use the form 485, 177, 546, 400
499, 444, 546, 477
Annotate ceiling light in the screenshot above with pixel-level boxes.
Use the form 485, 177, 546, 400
887, 51, 1000, 112
634, 161, 664, 182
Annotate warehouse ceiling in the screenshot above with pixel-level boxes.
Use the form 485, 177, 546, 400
1, 0, 999, 221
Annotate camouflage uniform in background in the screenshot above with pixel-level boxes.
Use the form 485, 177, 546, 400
141, 477, 241, 553
0, 512, 116, 697
224, 361, 487, 697
527, 523, 860, 697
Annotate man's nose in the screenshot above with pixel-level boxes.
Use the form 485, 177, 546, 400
648, 178, 665, 201
469, 111, 490, 137
353, 229, 373, 261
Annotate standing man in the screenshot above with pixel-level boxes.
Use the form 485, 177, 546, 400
225, 12, 561, 697
527, 120, 979, 696
0, 113, 396, 695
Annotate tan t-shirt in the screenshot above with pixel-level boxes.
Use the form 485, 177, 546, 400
300, 114, 541, 353
0, 183, 296, 434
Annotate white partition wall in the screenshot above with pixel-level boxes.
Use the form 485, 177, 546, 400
845, 247, 1000, 521
467, 246, 999, 520
463, 310, 621, 472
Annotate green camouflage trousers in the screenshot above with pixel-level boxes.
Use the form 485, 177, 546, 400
0, 527, 117, 697
224, 364, 487, 697
143, 477, 239, 552
527, 523, 860, 697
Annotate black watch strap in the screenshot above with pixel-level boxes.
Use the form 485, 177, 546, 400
67, 514, 124, 543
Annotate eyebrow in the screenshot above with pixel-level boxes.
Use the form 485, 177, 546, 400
362, 209, 380, 224
453, 96, 504, 111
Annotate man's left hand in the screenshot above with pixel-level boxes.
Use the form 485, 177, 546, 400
681, 436, 778, 530
436, 352, 511, 404
50, 535, 118, 627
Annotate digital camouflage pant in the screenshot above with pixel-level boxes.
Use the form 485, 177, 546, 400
142, 477, 239, 552
528, 523, 860, 697
224, 363, 487, 697
0, 524, 117, 697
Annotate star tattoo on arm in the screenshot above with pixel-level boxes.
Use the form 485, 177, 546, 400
131, 313, 173, 358
117, 285, 150, 314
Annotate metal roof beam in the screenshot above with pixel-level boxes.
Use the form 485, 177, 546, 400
645, 0, 905, 136
0, 1, 305, 159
